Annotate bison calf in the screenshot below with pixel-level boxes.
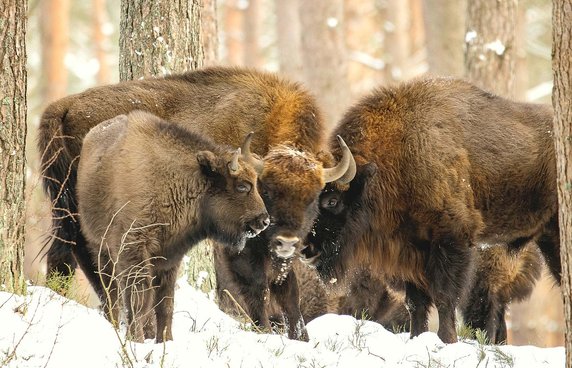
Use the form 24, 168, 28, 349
77, 111, 269, 342
303, 78, 558, 343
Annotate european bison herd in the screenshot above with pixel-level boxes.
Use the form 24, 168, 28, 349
38, 67, 560, 344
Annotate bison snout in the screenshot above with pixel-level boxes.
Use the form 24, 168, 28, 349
274, 235, 299, 258
247, 213, 270, 237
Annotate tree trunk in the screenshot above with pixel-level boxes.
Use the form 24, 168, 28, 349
465, 0, 517, 97
119, 0, 204, 81
93, 0, 111, 85
0, 0, 27, 295
552, 0, 572, 366
201, 0, 219, 66
384, 0, 411, 82
299, 0, 349, 127
243, 0, 261, 67
422, 0, 465, 77
222, 0, 244, 65
275, 0, 303, 79
40, 0, 70, 103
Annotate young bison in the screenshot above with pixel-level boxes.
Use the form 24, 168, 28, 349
39, 68, 353, 339
302, 78, 559, 343
77, 111, 269, 342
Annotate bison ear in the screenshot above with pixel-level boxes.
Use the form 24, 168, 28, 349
196, 150, 220, 175
361, 162, 378, 179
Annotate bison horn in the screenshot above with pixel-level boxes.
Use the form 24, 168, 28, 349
241, 132, 264, 175
229, 148, 241, 172
323, 135, 355, 183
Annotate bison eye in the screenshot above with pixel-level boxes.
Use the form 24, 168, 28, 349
236, 182, 252, 193
326, 198, 338, 208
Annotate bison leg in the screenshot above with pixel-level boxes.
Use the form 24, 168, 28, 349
460, 275, 499, 343
120, 258, 154, 342
537, 216, 561, 284
404, 282, 431, 338
271, 270, 309, 342
494, 306, 507, 344
426, 240, 475, 343
153, 266, 179, 342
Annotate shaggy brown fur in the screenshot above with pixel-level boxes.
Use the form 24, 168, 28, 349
77, 111, 269, 342
303, 78, 559, 343
38, 67, 353, 332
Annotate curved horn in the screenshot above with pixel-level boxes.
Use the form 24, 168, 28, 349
334, 146, 356, 185
241, 132, 264, 175
229, 148, 241, 172
323, 135, 355, 183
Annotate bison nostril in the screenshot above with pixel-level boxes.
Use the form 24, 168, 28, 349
262, 217, 270, 227
275, 236, 299, 248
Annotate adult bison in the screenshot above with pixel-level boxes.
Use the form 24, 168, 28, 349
38, 67, 354, 315
77, 111, 269, 342
302, 77, 559, 343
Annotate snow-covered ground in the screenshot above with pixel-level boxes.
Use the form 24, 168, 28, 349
0, 279, 564, 368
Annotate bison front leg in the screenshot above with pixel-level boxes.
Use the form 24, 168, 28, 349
427, 240, 475, 344
272, 271, 309, 342
120, 258, 154, 342
153, 266, 179, 342
404, 282, 431, 339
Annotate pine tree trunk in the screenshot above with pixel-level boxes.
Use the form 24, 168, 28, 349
275, 0, 302, 79
201, 0, 219, 66
119, 0, 204, 81
384, 0, 411, 82
422, 0, 465, 77
223, 0, 244, 65
299, 0, 349, 126
465, 0, 517, 97
243, 0, 261, 67
40, 0, 70, 103
552, 1, 572, 366
93, 0, 110, 85
0, 0, 27, 295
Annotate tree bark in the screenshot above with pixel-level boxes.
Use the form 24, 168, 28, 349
243, 0, 261, 67
552, 0, 572, 366
299, 0, 349, 126
40, 0, 70, 103
465, 0, 517, 97
422, 0, 465, 77
384, 0, 411, 82
222, 0, 244, 65
119, 0, 204, 81
0, 0, 27, 295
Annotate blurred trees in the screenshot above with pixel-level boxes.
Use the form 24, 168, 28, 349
552, 0, 572, 365
0, 0, 27, 294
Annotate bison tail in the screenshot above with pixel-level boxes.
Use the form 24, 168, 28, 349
37, 98, 82, 279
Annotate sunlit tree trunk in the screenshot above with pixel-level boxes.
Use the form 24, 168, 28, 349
222, 0, 244, 65
552, 0, 572, 365
299, 0, 349, 127
93, 0, 110, 85
40, 0, 70, 103
201, 0, 219, 66
422, 0, 465, 77
119, 0, 203, 81
0, 0, 27, 295
275, 0, 302, 79
384, 0, 411, 82
465, 0, 517, 97
243, 0, 261, 67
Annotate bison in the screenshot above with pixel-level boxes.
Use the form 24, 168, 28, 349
302, 77, 559, 343
77, 110, 269, 342
38, 67, 354, 320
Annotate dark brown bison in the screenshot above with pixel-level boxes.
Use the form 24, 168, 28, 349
38, 67, 354, 321
77, 110, 269, 342
213, 135, 354, 341
302, 78, 559, 343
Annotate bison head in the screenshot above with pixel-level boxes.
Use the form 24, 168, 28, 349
241, 133, 356, 259
197, 146, 270, 251
301, 163, 378, 281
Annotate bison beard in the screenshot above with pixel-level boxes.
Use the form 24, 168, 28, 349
77, 111, 269, 342
303, 77, 559, 343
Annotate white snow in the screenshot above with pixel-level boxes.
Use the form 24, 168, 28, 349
0, 280, 565, 368
485, 40, 506, 55
465, 30, 478, 43
327, 17, 339, 28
